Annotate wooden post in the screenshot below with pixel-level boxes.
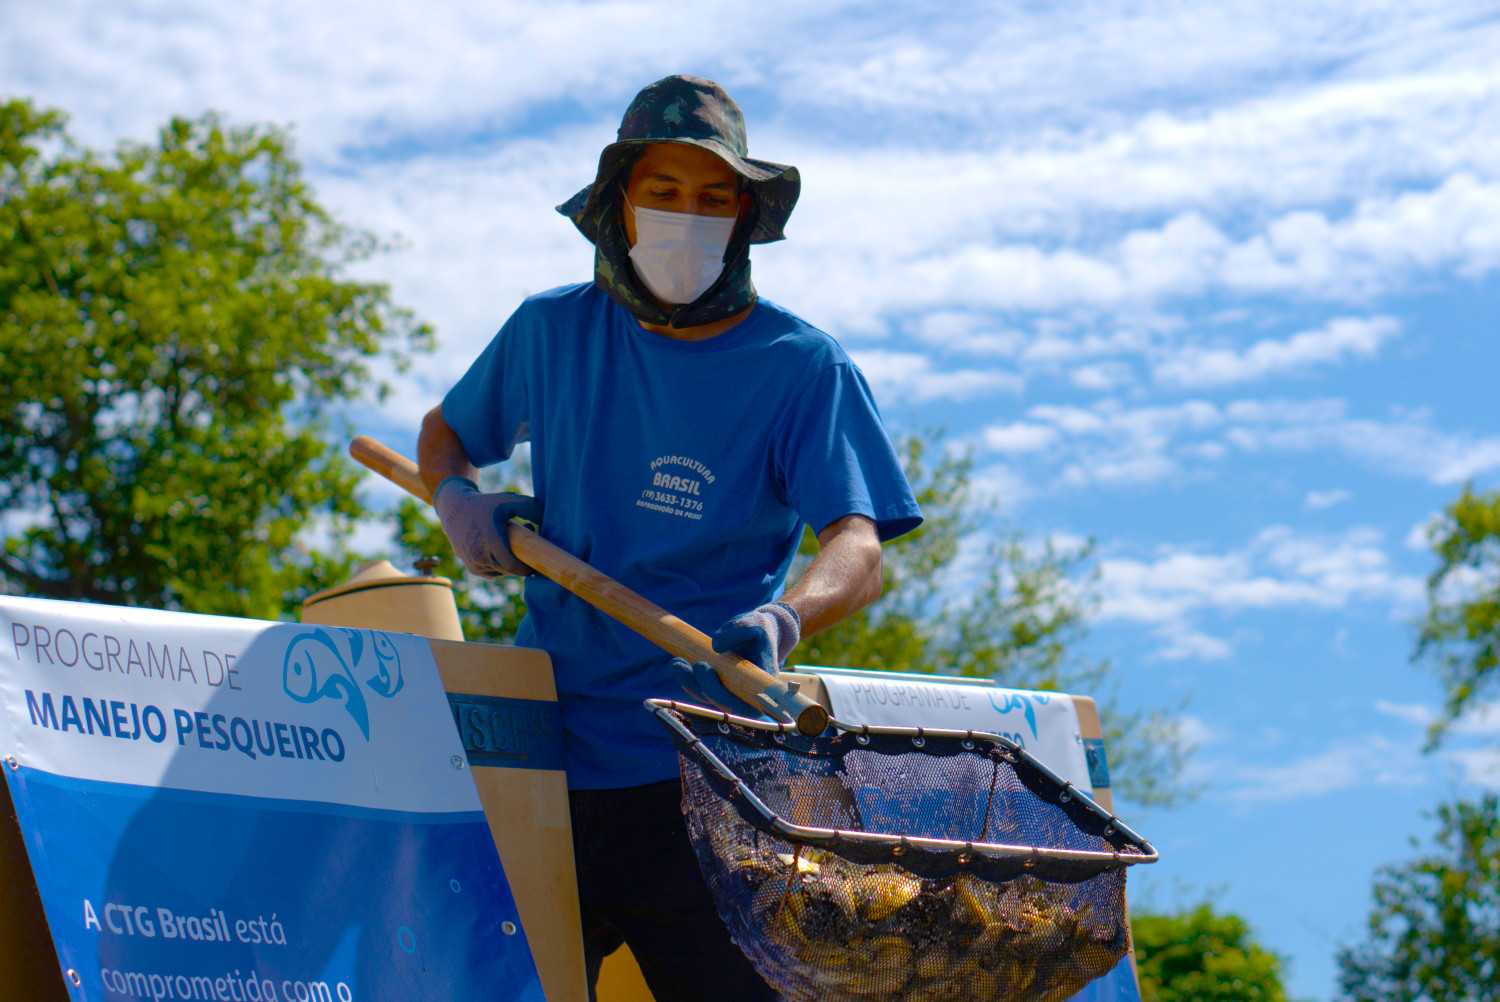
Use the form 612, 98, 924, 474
0, 778, 70, 1001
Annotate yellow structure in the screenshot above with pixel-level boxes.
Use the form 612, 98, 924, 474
301, 558, 465, 642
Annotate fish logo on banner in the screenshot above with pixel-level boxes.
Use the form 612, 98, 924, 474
987, 689, 1052, 741
282, 628, 404, 741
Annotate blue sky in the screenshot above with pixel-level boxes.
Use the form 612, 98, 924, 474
6, 2, 1500, 997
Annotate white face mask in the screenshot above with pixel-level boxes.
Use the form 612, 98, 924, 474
624, 194, 737, 305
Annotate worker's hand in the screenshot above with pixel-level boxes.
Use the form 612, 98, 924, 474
670, 658, 761, 717
711, 601, 801, 674
432, 476, 542, 578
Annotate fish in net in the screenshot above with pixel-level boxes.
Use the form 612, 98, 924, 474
648, 700, 1157, 1002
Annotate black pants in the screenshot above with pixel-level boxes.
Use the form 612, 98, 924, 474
569, 780, 777, 1002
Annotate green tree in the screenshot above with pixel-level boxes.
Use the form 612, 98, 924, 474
1335, 485, 1500, 1001
0, 99, 430, 618
790, 435, 1080, 681
1133, 904, 1292, 1002
1337, 796, 1500, 1001
1416, 485, 1500, 748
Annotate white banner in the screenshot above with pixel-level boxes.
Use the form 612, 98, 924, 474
0, 595, 476, 814
809, 667, 1094, 793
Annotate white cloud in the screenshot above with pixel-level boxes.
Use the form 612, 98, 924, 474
1306, 489, 1352, 510
295, 512, 398, 561
312, 128, 601, 388
0, 505, 48, 538
1375, 701, 1500, 788
987, 399, 1223, 489
1452, 702, 1500, 739
849, 350, 1023, 404
752, 59, 1500, 326
1071, 362, 1136, 391
1098, 526, 1424, 659
1432, 711, 1500, 788
1444, 748, 1500, 787
1155, 316, 1400, 388
809, 175, 1500, 322
1217, 174, 1500, 295
1375, 699, 1435, 728
1154, 625, 1235, 662
913, 313, 1026, 358
986, 395, 1500, 494
1170, 714, 1220, 750
1375, 699, 1500, 735
1260, 525, 1418, 601
1223, 399, 1500, 485
967, 462, 1034, 514
1426, 564, 1500, 628
1218, 733, 1426, 802
1404, 516, 1442, 551
982, 422, 1060, 454
781, 2, 1500, 161
10, 0, 1497, 434
1020, 327, 1155, 366
1, 0, 854, 162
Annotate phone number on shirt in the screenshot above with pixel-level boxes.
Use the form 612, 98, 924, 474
638, 490, 704, 518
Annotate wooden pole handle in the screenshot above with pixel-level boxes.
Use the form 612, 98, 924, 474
351, 435, 433, 503
349, 436, 829, 736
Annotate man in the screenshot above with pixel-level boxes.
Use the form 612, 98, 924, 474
417, 75, 921, 1002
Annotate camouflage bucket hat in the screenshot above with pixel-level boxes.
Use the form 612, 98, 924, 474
557, 74, 801, 245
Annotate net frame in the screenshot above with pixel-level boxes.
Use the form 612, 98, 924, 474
647, 699, 1156, 881
648, 699, 1159, 1002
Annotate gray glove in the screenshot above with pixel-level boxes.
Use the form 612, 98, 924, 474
671, 657, 760, 717
432, 476, 542, 578
710, 601, 801, 674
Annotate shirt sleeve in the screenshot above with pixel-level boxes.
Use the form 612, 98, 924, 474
440, 310, 533, 469
773, 362, 924, 542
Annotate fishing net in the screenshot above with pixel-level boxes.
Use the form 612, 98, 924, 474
648, 700, 1157, 1002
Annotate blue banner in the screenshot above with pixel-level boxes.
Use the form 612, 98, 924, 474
0, 596, 544, 1002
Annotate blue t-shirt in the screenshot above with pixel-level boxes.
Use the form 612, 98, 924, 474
443, 283, 922, 789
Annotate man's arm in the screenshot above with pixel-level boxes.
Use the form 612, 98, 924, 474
780, 513, 883, 636
417, 405, 480, 498
417, 405, 540, 578
679, 513, 884, 712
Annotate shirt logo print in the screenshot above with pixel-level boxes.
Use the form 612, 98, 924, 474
637, 456, 715, 520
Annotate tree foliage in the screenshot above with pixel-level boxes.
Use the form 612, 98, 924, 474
1416, 485, 1500, 748
1337, 795, 1500, 1001
0, 99, 430, 617
1335, 484, 1500, 1000
1132, 904, 1292, 1002
790, 434, 1087, 683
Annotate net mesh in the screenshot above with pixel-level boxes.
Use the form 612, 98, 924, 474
654, 702, 1152, 1002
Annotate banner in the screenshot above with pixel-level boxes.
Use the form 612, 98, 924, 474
0, 596, 543, 1002
809, 667, 1094, 792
